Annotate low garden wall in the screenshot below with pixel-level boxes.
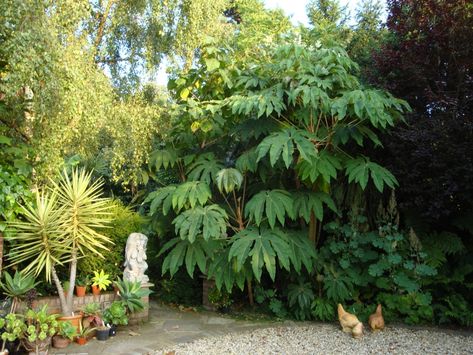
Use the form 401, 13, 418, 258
17, 283, 153, 325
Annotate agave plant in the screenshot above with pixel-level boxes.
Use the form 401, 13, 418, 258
0, 270, 38, 313
7, 169, 112, 315
114, 278, 152, 313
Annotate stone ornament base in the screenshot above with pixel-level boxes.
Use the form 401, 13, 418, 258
128, 282, 154, 325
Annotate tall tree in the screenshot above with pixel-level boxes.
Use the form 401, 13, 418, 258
373, 0, 473, 231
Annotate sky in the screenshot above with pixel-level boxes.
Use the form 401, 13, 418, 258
264, 0, 384, 25
155, 0, 381, 85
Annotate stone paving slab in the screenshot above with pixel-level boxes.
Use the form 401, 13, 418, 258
50, 301, 279, 355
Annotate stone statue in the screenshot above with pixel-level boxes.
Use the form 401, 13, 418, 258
123, 233, 149, 284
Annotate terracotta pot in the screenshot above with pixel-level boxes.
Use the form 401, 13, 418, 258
75, 285, 86, 297
58, 314, 83, 334
52, 335, 70, 349
91, 285, 101, 296
76, 337, 87, 345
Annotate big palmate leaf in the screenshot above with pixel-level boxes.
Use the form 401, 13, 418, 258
159, 237, 221, 277
186, 153, 223, 184
207, 248, 249, 292
228, 227, 291, 282
172, 204, 228, 242
293, 191, 338, 223
345, 157, 398, 192
7, 192, 70, 281
244, 190, 295, 228
282, 230, 317, 274
297, 150, 342, 184
149, 148, 180, 170
172, 181, 211, 211
256, 127, 317, 168
144, 185, 177, 216
216, 168, 243, 194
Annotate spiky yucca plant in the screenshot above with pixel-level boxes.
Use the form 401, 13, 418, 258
7, 169, 112, 315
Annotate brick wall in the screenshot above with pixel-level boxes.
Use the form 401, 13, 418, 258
17, 283, 153, 325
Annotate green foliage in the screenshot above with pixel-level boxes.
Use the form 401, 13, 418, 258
147, 27, 407, 298
287, 282, 316, 321
160, 238, 222, 277
173, 205, 228, 242
434, 294, 473, 327
345, 157, 398, 192
114, 279, 152, 314
256, 128, 317, 168
244, 190, 295, 228
91, 270, 111, 291
58, 321, 77, 341
254, 286, 288, 318
207, 287, 233, 310
0, 137, 32, 232
293, 191, 337, 223
378, 292, 433, 324
78, 199, 145, 282
311, 298, 335, 321
0, 270, 38, 301
216, 168, 243, 194
103, 301, 128, 326
7, 168, 112, 313
229, 227, 292, 282
312, 217, 438, 323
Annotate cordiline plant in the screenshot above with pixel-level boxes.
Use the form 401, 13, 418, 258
7, 169, 112, 315
144, 38, 409, 298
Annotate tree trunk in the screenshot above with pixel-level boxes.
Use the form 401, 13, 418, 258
51, 266, 70, 315
67, 252, 78, 314
308, 211, 318, 245
247, 279, 254, 307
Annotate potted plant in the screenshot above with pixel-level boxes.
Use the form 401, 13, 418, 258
103, 301, 128, 336
208, 287, 233, 313
9, 305, 59, 354
52, 321, 76, 349
75, 277, 87, 297
0, 313, 21, 355
0, 270, 38, 314
75, 324, 94, 346
95, 323, 110, 341
81, 303, 102, 329
114, 278, 151, 314
7, 169, 112, 323
91, 270, 111, 296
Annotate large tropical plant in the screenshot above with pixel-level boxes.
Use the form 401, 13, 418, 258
7, 169, 112, 315
145, 38, 409, 302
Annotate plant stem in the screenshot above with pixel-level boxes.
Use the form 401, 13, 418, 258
52, 266, 69, 315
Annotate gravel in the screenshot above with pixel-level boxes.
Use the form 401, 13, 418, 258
158, 324, 473, 355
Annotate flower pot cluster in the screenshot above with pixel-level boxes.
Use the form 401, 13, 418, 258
64, 269, 113, 298
0, 170, 151, 353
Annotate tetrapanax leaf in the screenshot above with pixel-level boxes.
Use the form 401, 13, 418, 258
216, 168, 243, 194
228, 227, 292, 282
244, 190, 295, 228
172, 205, 228, 242
293, 191, 338, 222
172, 181, 211, 211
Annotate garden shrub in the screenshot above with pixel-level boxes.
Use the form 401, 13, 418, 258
77, 199, 145, 282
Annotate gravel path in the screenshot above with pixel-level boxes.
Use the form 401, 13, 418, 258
158, 324, 473, 355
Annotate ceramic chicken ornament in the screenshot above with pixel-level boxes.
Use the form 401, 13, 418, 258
337, 304, 363, 338
369, 304, 385, 331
